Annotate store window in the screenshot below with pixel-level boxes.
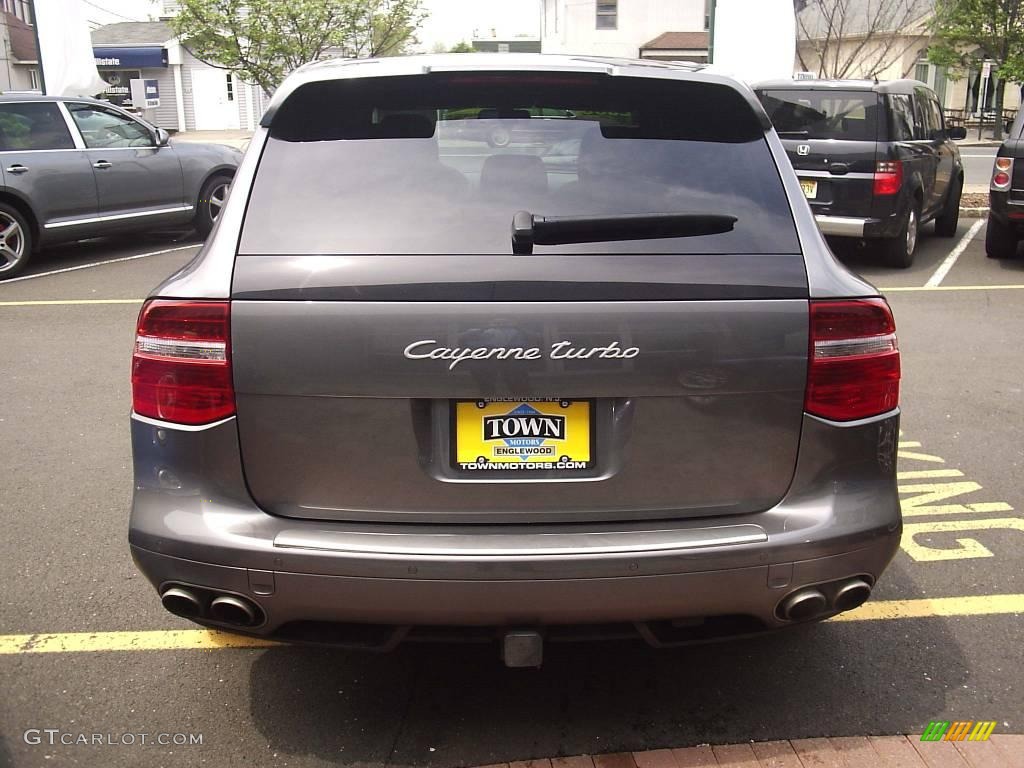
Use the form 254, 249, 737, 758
98, 69, 142, 108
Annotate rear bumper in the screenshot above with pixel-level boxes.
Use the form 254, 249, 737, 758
129, 410, 902, 639
815, 212, 905, 239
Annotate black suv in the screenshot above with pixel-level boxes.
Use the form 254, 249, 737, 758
755, 79, 966, 267
985, 111, 1024, 259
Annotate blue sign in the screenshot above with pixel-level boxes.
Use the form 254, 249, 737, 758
93, 46, 168, 69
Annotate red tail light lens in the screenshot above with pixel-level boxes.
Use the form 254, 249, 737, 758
131, 300, 234, 425
873, 160, 902, 196
806, 299, 900, 421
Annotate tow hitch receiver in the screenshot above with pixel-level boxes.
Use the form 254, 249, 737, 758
502, 630, 543, 668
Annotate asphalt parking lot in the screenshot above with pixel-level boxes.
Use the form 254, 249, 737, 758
1, 219, 1022, 768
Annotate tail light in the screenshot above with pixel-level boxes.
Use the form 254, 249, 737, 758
806, 299, 900, 422
991, 156, 1013, 190
131, 300, 234, 425
873, 160, 902, 196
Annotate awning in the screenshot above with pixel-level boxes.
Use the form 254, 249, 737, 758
93, 46, 168, 68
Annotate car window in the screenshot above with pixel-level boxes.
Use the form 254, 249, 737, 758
913, 91, 934, 140
67, 103, 154, 148
927, 95, 944, 137
242, 73, 798, 256
757, 90, 878, 141
889, 94, 915, 141
0, 102, 75, 151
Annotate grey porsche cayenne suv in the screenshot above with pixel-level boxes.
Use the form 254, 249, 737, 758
129, 55, 902, 666
0, 95, 240, 279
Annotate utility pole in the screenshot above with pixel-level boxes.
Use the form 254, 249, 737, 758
27, 0, 45, 93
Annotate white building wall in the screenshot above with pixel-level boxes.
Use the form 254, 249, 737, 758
540, 0, 705, 58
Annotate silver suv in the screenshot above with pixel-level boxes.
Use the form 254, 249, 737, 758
129, 55, 902, 667
0, 95, 240, 278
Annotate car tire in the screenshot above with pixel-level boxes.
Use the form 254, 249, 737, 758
0, 203, 33, 280
934, 175, 962, 237
194, 174, 232, 238
985, 213, 1019, 259
881, 202, 919, 268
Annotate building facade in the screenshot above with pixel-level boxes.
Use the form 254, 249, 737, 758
540, 0, 709, 60
0, 0, 39, 92
91, 20, 267, 132
796, 0, 1021, 115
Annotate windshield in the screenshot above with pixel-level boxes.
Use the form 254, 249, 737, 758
240, 73, 799, 255
758, 89, 878, 141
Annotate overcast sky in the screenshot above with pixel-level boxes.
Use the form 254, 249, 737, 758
83, 0, 540, 50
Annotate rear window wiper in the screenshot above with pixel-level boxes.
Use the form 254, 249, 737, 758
777, 130, 810, 138
511, 211, 737, 254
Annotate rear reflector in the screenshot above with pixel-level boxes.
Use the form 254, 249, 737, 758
805, 299, 900, 422
131, 300, 234, 425
873, 160, 902, 196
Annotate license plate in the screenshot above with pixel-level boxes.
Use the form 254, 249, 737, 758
800, 179, 818, 199
452, 399, 593, 472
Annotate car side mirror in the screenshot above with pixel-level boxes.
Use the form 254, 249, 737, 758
154, 127, 170, 147
948, 126, 967, 140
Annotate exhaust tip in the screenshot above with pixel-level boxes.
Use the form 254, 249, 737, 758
780, 588, 828, 622
833, 578, 872, 613
209, 595, 258, 627
161, 587, 203, 619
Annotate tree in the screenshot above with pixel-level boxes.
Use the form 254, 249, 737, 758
448, 41, 475, 53
796, 0, 933, 79
171, 0, 427, 95
929, 0, 1024, 136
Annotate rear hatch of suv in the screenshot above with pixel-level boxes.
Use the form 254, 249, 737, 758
229, 69, 810, 524
756, 87, 878, 219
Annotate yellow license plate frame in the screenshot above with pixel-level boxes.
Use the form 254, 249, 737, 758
451, 399, 593, 472
800, 179, 818, 199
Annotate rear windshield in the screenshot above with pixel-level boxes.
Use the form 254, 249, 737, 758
240, 73, 799, 255
758, 89, 878, 142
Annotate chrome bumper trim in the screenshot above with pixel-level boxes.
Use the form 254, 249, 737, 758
815, 215, 867, 237
273, 523, 769, 557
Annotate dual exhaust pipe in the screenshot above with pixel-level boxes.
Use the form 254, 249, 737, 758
160, 585, 262, 627
778, 577, 872, 622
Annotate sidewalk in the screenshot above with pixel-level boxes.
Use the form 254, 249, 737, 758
486, 734, 1023, 768
170, 129, 253, 150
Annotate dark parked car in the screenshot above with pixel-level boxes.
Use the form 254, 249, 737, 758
130, 55, 902, 667
985, 111, 1024, 259
0, 95, 241, 278
755, 79, 966, 267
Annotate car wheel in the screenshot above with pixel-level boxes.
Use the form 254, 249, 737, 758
487, 127, 511, 148
934, 176, 962, 237
985, 213, 1019, 259
0, 204, 32, 280
881, 202, 919, 268
194, 174, 232, 238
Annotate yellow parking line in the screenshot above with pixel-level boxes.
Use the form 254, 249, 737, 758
0, 299, 144, 306
1, 594, 1021, 655
880, 284, 1024, 292
0, 629, 278, 654
830, 593, 1024, 622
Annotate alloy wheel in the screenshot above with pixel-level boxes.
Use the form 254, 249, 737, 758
906, 208, 918, 257
0, 213, 26, 274
209, 182, 229, 222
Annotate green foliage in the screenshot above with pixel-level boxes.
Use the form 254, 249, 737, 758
929, 0, 1024, 82
171, 0, 427, 94
448, 41, 475, 53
